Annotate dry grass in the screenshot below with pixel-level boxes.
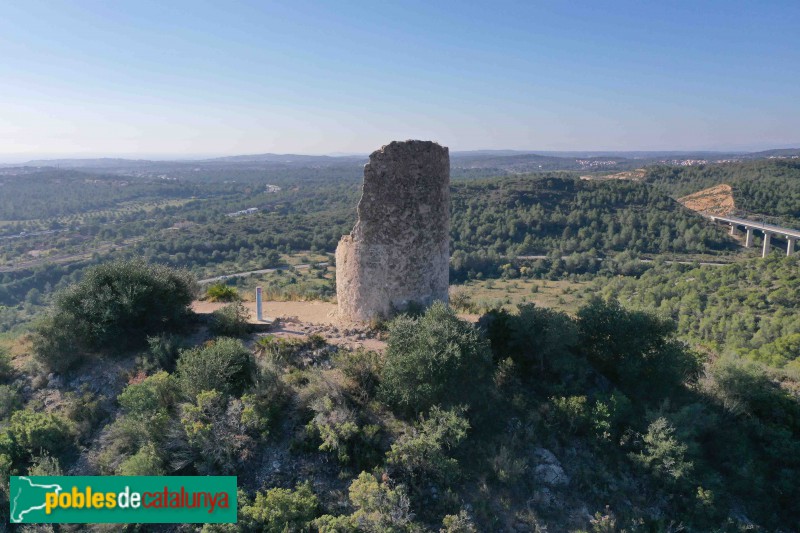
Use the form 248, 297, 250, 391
451, 278, 593, 315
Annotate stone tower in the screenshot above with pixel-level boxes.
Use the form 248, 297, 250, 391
336, 140, 450, 321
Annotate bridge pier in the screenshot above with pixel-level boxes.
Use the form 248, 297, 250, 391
745, 227, 754, 248
729, 223, 737, 236
762, 232, 772, 258
788, 238, 795, 256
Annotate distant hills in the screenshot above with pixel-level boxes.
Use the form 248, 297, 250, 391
3, 148, 797, 179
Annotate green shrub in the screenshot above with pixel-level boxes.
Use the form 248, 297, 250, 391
347, 472, 416, 532
30, 312, 85, 372
241, 482, 319, 532
313, 513, 358, 532
27, 453, 63, 476
179, 390, 253, 474
210, 301, 251, 337
1, 410, 73, 463
206, 282, 240, 302
334, 349, 383, 401
706, 358, 800, 424
379, 302, 493, 416
254, 335, 309, 366
0, 385, 21, 420
117, 443, 165, 476
631, 417, 693, 486
0, 347, 13, 382
577, 298, 702, 401
549, 395, 592, 435
386, 405, 470, 488
147, 333, 184, 371
489, 445, 528, 485
95, 416, 154, 475
118, 371, 178, 417
62, 386, 106, 441
240, 357, 287, 439
484, 304, 579, 376
305, 395, 382, 469
176, 338, 254, 398
98, 375, 175, 471
441, 510, 479, 532
448, 288, 475, 313
31, 260, 197, 370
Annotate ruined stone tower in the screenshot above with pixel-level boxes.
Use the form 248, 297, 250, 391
336, 140, 450, 321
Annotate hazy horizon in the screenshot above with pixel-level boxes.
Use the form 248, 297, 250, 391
2, 1, 798, 158
3, 142, 800, 165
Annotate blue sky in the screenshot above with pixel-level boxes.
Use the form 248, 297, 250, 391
1, 0, 798, 159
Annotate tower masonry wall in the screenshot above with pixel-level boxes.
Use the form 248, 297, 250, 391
335, 140, 450, 321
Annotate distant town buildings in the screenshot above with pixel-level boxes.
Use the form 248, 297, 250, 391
576, 159, 618, 169
226, 207, 259, 217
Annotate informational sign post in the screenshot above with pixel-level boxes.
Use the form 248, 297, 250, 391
256, 287, 263, 321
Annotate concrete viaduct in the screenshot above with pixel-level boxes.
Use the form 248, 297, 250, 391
706, 214, 800, 258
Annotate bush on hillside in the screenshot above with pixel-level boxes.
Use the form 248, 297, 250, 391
334, 348, 383, 401
0, 410, 73, 465
386, 406, 470, 488
379, 302, 493, 416
210, 301, 251, 337
0, 385, 21, 420
483, 303, 579, 376
577, 297, 702, 401
147, 333, 185, 371
240, 482, 319, 532
179, 390, 254, 474
0, 347, 13, 382
31, 260, 197, 371
118, 371, 178, 417
117, 443, 165, 476
205, 282, 240, 302
176, 338, 255, 398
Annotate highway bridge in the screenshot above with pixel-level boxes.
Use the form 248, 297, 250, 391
706, 213, 800, 258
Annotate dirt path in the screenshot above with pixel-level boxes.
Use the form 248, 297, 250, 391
192, 299, 387, 351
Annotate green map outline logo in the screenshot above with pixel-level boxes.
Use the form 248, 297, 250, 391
10, 476, 63, 523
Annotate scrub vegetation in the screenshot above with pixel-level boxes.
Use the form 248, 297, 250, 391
1, 157, 799, 530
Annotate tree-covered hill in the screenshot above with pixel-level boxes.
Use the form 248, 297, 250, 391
597, 254, 800, 369
450, 175, 734, 279
645, 159, 800, 224
1, 171, 737, 327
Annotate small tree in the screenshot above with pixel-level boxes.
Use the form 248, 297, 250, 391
379, 302, 493, 416
577, 297, 701, 401
176, 338, 255, 398
205, 282, 239, 302
386, 406, 470, 488
179, 390, 253, 474
631, 417, 693, 485
210, 302, 251, 337
32, 260, 197, 371
241, 482, 319, 532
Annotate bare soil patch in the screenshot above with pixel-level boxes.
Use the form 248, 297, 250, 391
192, 300, 387, 351
678, 183, 735, 216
